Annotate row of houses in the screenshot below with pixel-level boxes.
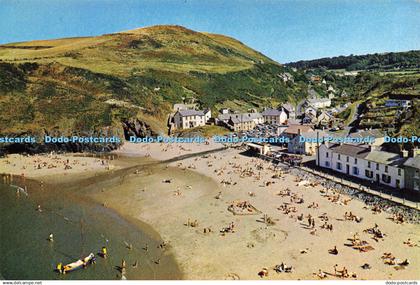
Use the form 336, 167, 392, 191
316, 143, 420, 192
217, 108, 289, 132
172, 104, 295, 131
287, 129, 385, 156
171, 100, 312, 131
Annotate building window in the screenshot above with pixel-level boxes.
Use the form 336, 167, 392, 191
353, 167, 359, 175
338, 154, 341, 160
346, 156, 349, 163
368, 161, 371, 168
382, 174, 391, 184
398, 168, 401, 176
385, 166, 388, 173
326, 152, 329, 158
336, 162, 342, 170
354, 158, 358, 164
376, 163, 379, 170
365, 170, 373, 178
325, 161, 330, 167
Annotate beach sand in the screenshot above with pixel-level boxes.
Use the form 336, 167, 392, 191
113, 141, 224, 160
0, 154, 118, 178
1, 144, 419, 280
94, 145, 420, 280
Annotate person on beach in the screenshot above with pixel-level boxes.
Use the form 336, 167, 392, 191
101, 246, 107, 258
121, 259, 126, 270
329, 246, 338, 255
316, 269, 327, 279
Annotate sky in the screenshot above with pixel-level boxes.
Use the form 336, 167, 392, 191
0, 0, 419, 63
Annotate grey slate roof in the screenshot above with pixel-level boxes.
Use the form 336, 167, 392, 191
348, 129, 384, 139
178, 109, 205, 117
403, 156, 420, 169
262, 109, 283, 116
329, 144, 371, 158
365, 150, 406, 166
229, 113, 263, 124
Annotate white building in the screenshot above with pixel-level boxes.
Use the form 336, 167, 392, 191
282, 103, 296, 119
316, 110, 335, 126
246, 142, 271, 155
278, 72, 294, 83
227, 113, 264, 131
173, 109, 211, 129
262, 108, 288, 125
304, 107, 317, 117
288, 130, 327, 155
217, 111, 263, 131
307, 98, 331, 109
317, 144, 405, 189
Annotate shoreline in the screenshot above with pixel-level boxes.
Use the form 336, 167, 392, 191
0, 158, 182, 280
1, 144, 419, 280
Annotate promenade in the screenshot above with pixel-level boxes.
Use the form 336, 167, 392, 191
259, 154, 420, 211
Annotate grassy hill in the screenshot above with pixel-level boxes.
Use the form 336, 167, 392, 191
0, 25, 308, 147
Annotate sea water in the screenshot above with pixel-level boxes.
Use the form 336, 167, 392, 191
0, 177, 181, 280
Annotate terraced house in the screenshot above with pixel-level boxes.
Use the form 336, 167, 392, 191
403, 153, 420, 192
261, 108, 288, 125
317, 143, 406, 189
227, 113, 264, 131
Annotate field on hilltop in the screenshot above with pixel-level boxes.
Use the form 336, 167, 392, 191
0, 25, 307, 147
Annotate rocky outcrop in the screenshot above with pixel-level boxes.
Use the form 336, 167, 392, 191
122, 119, 159, 139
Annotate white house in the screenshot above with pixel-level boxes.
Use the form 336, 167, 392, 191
173, 109, 211, 129
282, 103, 296, 119
403, 152, 420, 192
307, 98, 331, 109
316, 110, 335, 126
288, 130, 327, 155
317, 143, 405, 189
262, 108, 288, 125
219, 112, 263, 131
304, 107, 317, 117
278, 72, 294, 83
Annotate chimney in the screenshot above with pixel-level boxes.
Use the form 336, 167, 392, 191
401, 150, 408, 158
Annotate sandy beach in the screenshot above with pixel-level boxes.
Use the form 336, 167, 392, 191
100, 144, 420, 280
1, 143, 419, 280
0, 153, 120, 181
113, 141, 225, 160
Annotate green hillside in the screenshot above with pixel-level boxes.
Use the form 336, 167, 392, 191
0, 25, 308, 144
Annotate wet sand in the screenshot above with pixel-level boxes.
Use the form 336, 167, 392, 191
0, 158, 181, 280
